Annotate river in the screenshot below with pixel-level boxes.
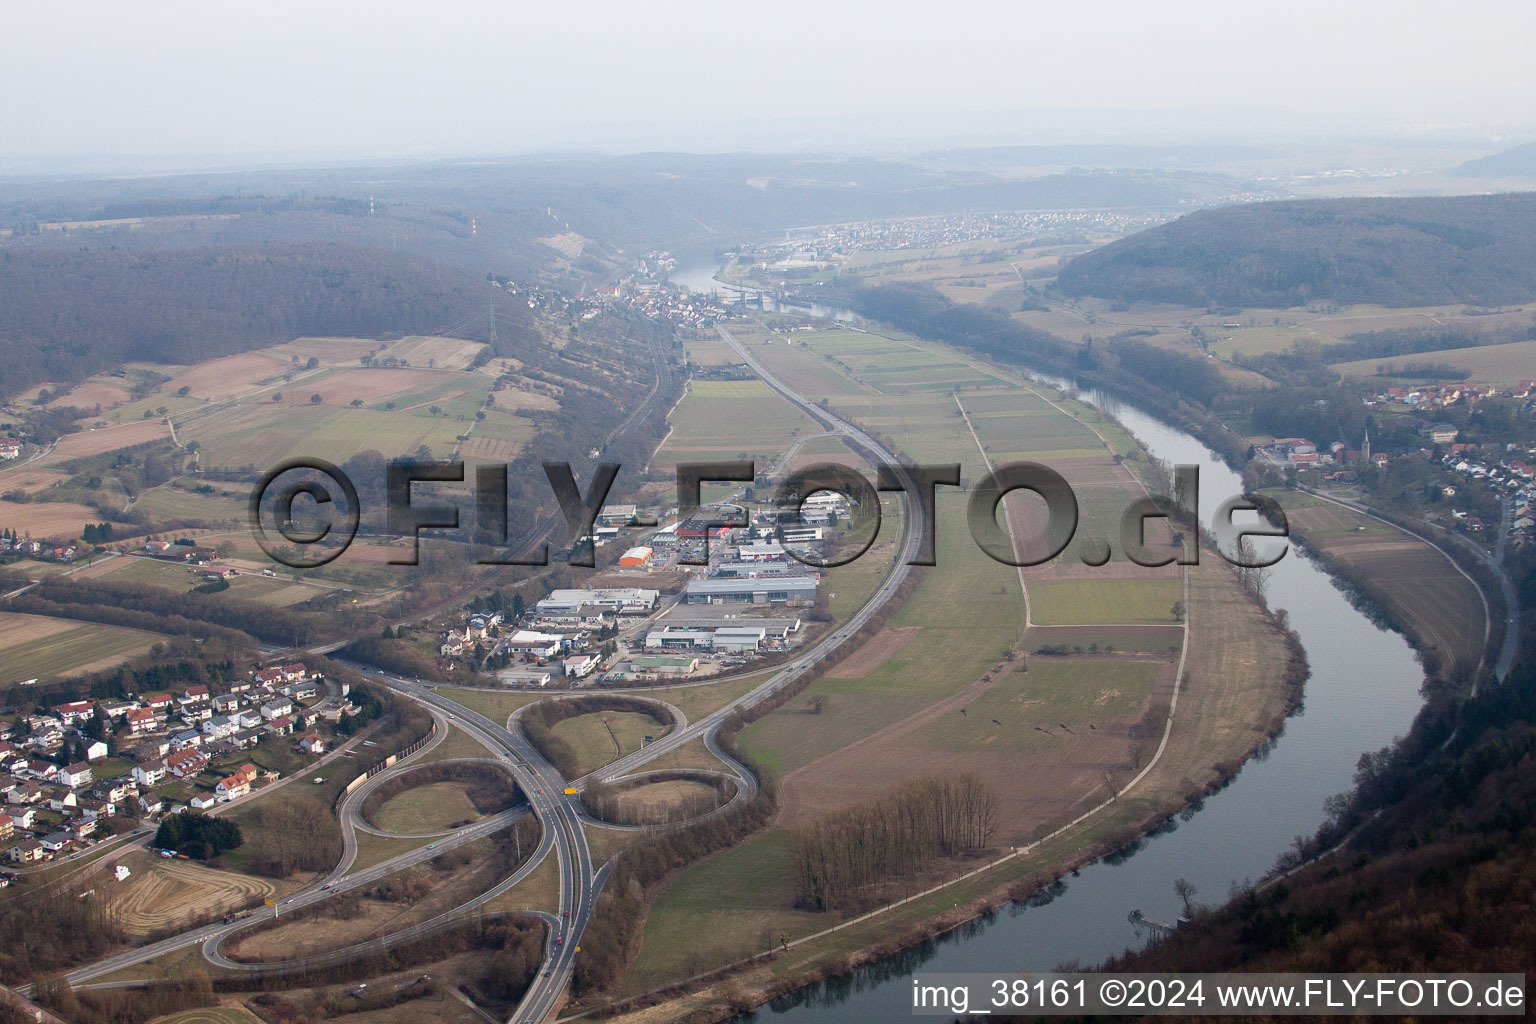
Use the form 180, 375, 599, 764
733, 375, 1427, 1021
668, 262, 858, 322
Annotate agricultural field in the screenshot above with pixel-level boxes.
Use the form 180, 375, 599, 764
1026, 578, 1183, 625
0, 611, 163, 683
93, 555, 207, 591
106, 850, 277, 938
626, 316, 1298, 996
683, 337, 745, 366
31, 419, 172, 465
1263, 488, 1487, 679
0, 498, 103, 539
625, 828, 830, 993
651, 377, 823, 470
375, 334, 489, 370
1332, 336, 1536, 384
178, 392, 471, 468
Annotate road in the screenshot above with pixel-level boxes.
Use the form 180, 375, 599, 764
54, 318, 929, 1023
1297, 484, 1519, 684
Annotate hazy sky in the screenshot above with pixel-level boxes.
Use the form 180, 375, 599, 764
5, 0, 1534, 166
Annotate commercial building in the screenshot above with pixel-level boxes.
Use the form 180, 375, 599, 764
685, 576, 818, 605
659, 614, 801, 640
712, 626, 767, 653
597, 504, 638, 527
629, 655, 699, 676
710, 560, 804, 578
618, 546, 653, 567
502, 630, 564, 658
735, 541, 786, 562
535, 588, 659, 615
498, 669, 554, 688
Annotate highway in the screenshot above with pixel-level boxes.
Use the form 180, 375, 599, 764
53, 318, 930, 1022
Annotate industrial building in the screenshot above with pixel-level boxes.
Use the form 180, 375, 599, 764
497, 669, 553, 688
597, 504, 638, 526
535, 588, 659, 615
657, 614, 801, 640
644, 624, 768, 653
618, 546, 653, 567
735, 540, 787, 562
501, 630, 564, 658
629, 654, 699, 676
685, 576, 818, 605
710, 560, 804, 578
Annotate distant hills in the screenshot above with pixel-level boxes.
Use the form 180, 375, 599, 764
1056, 193, 1536, 307
1453, 141, 1536, 177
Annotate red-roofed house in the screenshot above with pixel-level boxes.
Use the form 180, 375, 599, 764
166, 748, 208, 779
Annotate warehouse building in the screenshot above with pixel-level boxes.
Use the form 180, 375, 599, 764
618, 546, 653, 567
712, 626, 767, 653
501, 630, 564, 658
629, 654, 699, 676
497, 669, 553, 688
659, 614, 801, 640
710, 560, 804, 579
735, 540, 787, 562
645, 627, 713, 650
535, 588, 659, 615
685, 576, 818, 605
597, 504, 638, 526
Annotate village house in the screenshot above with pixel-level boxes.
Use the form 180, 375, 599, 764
51, 762, 93, 789
215, 768, 254, 800
260, 698, 293, 721
166, 748, 208, 779
5, 781, 42, 806
99, 700, 139, 719
320, 702, 358, 725
295, 732, 325, 755
231, 728, 264, 750
51, 701, 94, 726
126, 708, 157, 735
280, 682, 318, 701
8, 839, 44, 863
265, 714, 295, 737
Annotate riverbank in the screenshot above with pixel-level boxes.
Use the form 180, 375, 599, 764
587, 488, 1304, 1023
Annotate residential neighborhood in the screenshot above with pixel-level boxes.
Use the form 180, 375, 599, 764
0, 661, 357, 865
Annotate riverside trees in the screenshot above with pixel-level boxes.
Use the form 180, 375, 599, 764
790, 773, 999, 911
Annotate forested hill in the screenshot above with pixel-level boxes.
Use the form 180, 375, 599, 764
1453, 141, 1536, 178
0, 242, 536, 397
1056, 193, 1536, 308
